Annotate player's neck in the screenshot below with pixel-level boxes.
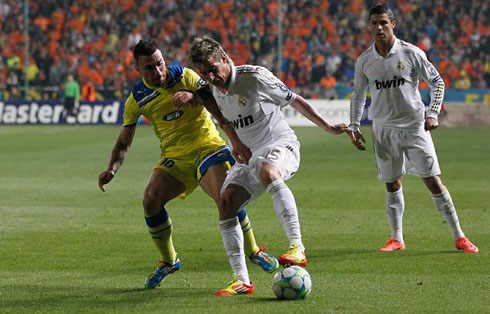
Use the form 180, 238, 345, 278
375, 36, 395, 57
218, 75, 232, 94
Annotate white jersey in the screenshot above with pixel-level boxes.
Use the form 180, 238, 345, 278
350, 37, 444, 130
211, 64, 297, 151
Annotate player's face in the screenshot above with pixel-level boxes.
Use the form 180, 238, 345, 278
136, 49, 167, 87
195, 55, 231, 89
369, 13, 396, 43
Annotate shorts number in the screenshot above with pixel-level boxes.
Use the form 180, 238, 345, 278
161, 158, 175, 168
267, 149, 281, 161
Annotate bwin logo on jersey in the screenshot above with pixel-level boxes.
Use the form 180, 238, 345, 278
375, 76, 405, 90
231, 114, 254, 129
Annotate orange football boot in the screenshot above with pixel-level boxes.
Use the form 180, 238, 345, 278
455, 237, 479, 253
378, 239, 406, 252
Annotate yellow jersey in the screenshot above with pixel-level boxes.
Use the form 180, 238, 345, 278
123, 65, 225, 158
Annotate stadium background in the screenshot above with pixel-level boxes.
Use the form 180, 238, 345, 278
0, 0, 488, 104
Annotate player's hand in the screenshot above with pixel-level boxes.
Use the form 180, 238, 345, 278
231, 140, 252, 164
328, 123, 356, 141
424, 117, 439, 131
172, 91, 195, 109
351, 131, 366, 151
98, 170, 115, 192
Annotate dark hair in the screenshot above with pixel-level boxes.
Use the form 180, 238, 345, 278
133, 39, 158, 61
190, 36, 223, 65
369, 4, 395, 21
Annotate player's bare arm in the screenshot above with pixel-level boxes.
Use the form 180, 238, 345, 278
98, 126, 136, 192
172, 90, 196, 109
202, 97, 252, 164
290, 95, 355, 141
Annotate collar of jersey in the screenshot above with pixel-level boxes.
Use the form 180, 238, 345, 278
373, 37, 400, 59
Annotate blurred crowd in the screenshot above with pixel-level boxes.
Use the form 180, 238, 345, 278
0, 0, 488, 100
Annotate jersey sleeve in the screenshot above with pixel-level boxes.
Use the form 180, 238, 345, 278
182, 68, 214, 102
412, 48, 445, 118
350, 57, 369, 131
122, 94, 140, 127
256, 71, 296, 108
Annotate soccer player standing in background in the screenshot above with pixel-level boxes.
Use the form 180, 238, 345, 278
98, 39, 279, 290
190, 36, 354, 295
62, 74, 80, 123
349, 4, 478, 253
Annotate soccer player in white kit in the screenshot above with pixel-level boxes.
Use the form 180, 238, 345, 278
190, 36, 355, 295
350, 4, 478, 254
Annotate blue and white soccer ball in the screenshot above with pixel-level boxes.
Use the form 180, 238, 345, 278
272, 265, 312, 300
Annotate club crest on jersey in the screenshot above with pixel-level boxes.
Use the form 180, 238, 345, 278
238, 96, 247, 107
397, 61, 404, 71
163, 110, 184, 121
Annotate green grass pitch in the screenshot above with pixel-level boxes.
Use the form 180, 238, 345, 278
0, 125, 489, 313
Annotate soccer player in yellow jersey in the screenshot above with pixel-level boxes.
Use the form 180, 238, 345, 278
98, 39, 279, 290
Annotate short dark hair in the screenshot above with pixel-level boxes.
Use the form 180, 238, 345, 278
369, 4, 395, 21
190, 36, 223, 65
133, 39, 158, 62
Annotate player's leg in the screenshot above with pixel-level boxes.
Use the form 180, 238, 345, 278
259, 162, 306, 266
379, 178, 406, 252
405, 128, 478, 253
143, 168, 186, 288
219, 184, 254, 294
252, 142, 305, 266
198, 160, 252, 295
198, 149, 278, 273
372, 125, 406, 252
422, 176, 478, 253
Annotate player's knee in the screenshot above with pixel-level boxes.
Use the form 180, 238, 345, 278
143, 187, 163, 216
386, 179, 402, 192
218, 192, 239, 219
259, 163, 281, 185
423, 176, 444, 194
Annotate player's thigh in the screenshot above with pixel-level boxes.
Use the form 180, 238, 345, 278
222, 163, 264, 206
404, 129, 441, 177
199, 163, 229, 204
252, 141, 300, 182
143, 168, 186, 213
198, 145, 236, 203
372, 125, 404, 183
155, 155, 200, 198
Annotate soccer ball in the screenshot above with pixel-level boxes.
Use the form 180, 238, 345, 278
272, 265, 312, 300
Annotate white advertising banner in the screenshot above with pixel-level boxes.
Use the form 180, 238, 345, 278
281, 99, 351, 126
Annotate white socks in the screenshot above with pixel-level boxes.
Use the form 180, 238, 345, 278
386, 188, 405, 243
267, 179, 304, 250
431, 188, 465, 240
219, 217, 249, 285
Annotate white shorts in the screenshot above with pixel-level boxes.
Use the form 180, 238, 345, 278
372, 124, 441, 183
221, 139, 300, 205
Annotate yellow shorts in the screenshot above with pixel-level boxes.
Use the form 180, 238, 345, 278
155, 144, 234, 198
